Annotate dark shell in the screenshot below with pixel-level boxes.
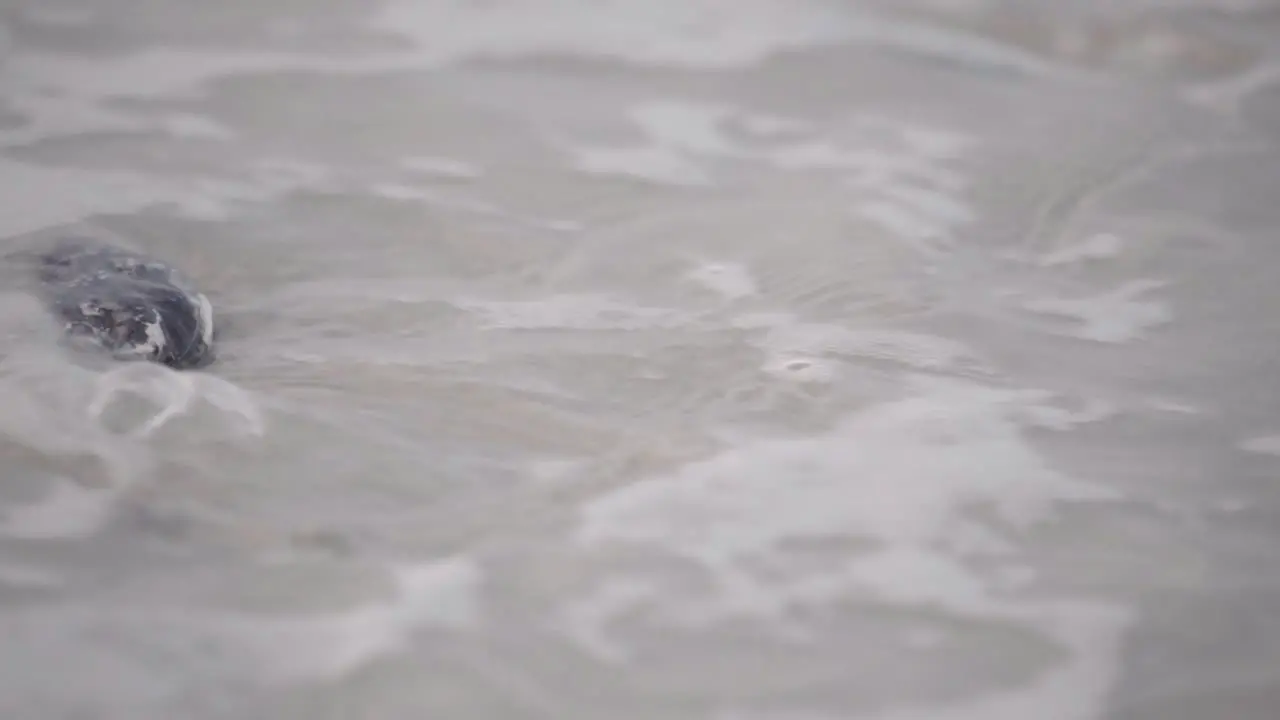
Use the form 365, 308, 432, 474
31, 237, 216, 370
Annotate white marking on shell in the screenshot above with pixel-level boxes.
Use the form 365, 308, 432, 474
140, 316, 167, 357
196, 292, 214, 346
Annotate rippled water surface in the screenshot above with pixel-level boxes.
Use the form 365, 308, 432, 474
2, 1, 1280, 718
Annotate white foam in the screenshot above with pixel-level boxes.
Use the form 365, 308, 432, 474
1184, 56, 1280, 113
400, 156, 484, 180
578, 375, 1113, 564
89, 364, 196, 438
240, 556, 483, 682
0, 556, 483, 716
0, 0, 1072, 127
740, 314, 982, 373
1022, 279, 1171, 343
567, 101, 731, 185
686, 262, 759, 300
863, 176, 976, 226
864, 604, 1130, 720
900, 125, 973, 159
739, 114, 812, 138
1239, 435, 1280, 457
157, 113, 235, 141
1147, 397, 1200, 415
371, 183, 430, 201
14, 5, 95, 28
566, 101, 969, 180
139, 316, 169, 361
567, 375, 1125, 715
0, 160, 176, 238
761, 355, 841, 384
89, 362, 265, 439
0, 563, 62, 588
1015, 393, 1118, 431
778, 141, 969, 194
574, 144, 712, 186
1039, 233, 1125, 267
0, 0, 1079, 165
2, 49, 307, 106
563, 101, 976, 253
371, 0, 1079, 79
371, 0, 855, 70
0, 81, 151, 149
0, 478, 116, 541
0, 157, 338, 235
0, 342, 157, 487
634, 103, 740, 155
456, 294, 691, 331
364, 181, 577, 232
195, 374, 267, 438
556, 578, 661, 663
857, 199, 954, 247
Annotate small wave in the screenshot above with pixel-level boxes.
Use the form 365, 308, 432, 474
0, 292, 266, 542
88, 361, 265, 440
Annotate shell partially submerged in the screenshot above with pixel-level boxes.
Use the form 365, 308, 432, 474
26, 237, 216, 370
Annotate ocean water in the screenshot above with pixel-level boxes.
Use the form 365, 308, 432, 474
1, 1, 1279, 718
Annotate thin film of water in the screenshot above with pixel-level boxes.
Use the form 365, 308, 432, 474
1, 1, 1280, 719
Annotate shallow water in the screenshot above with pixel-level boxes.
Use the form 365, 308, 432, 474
1, 1, 1279, 718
